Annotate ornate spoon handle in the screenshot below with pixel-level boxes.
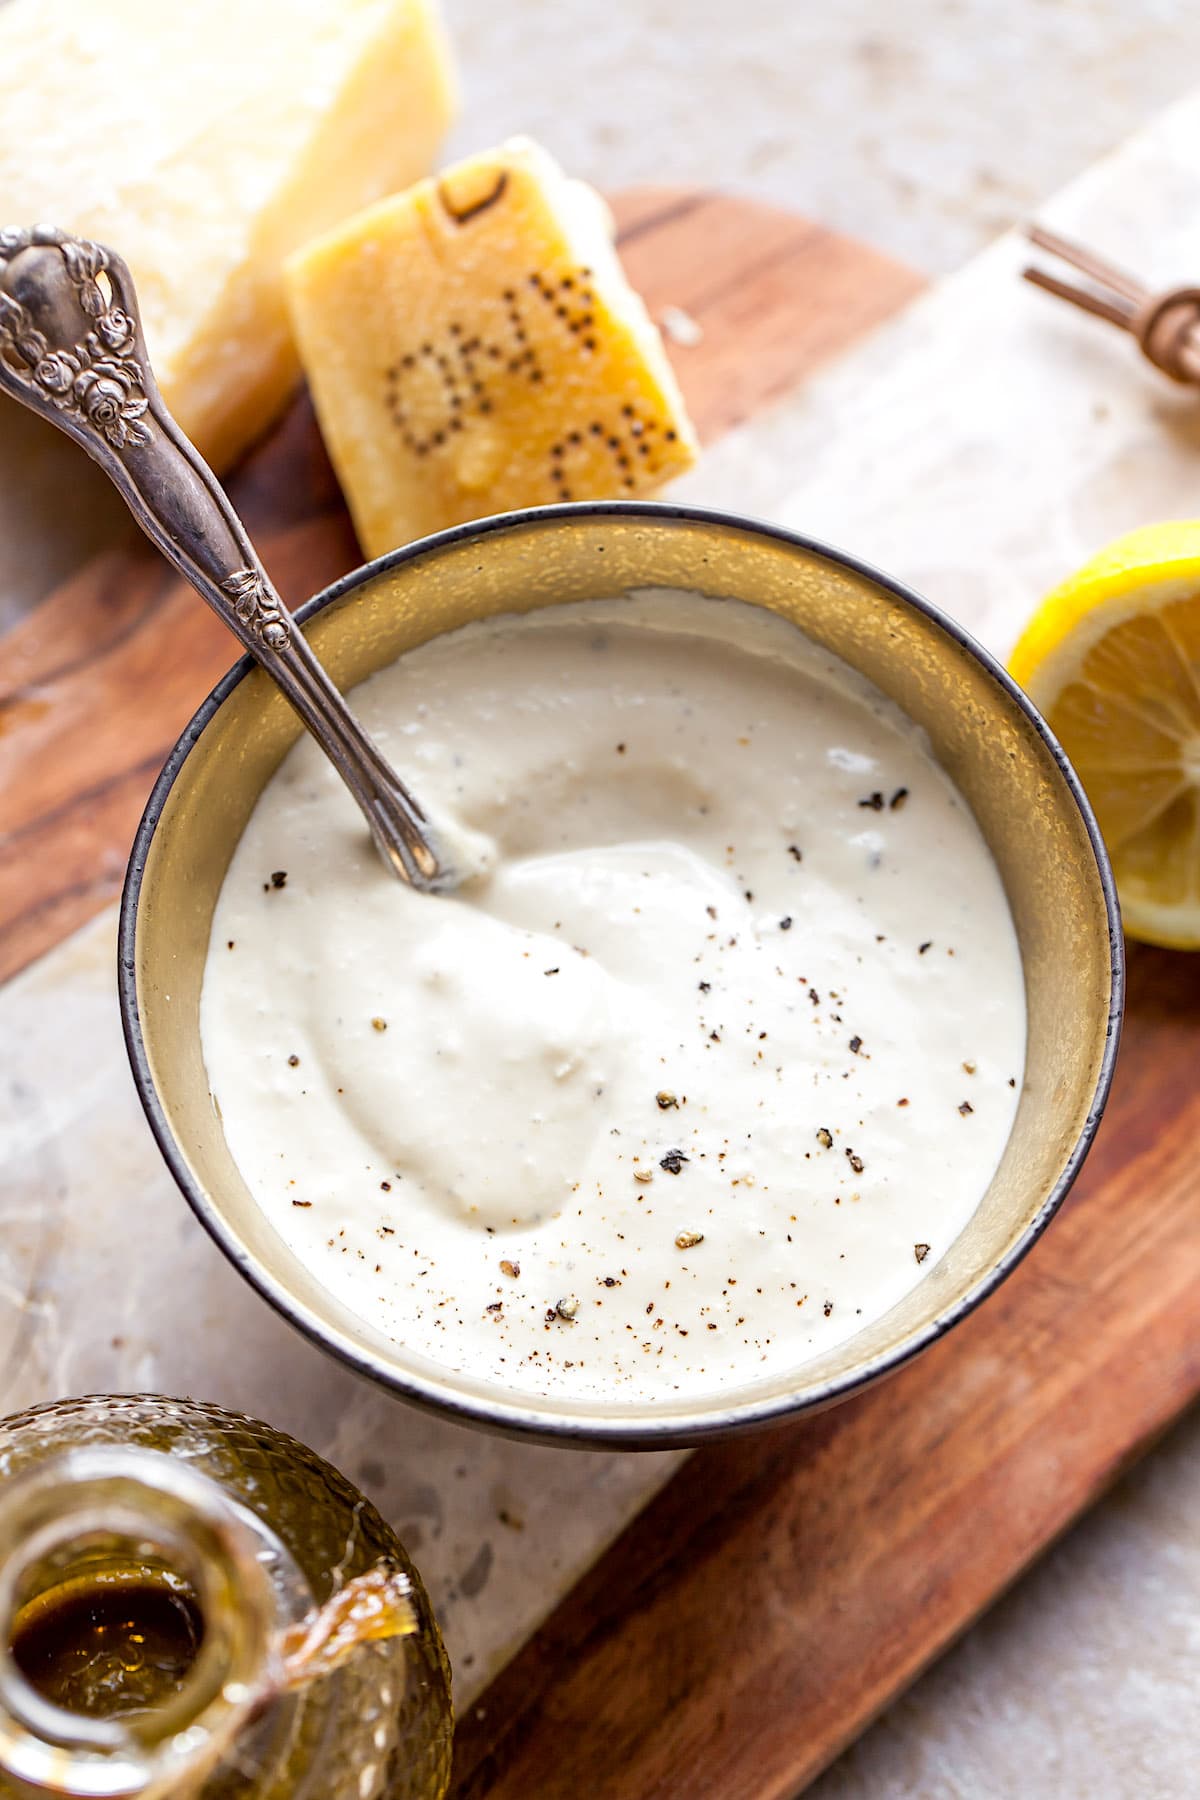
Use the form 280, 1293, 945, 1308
0, 225, 446, 890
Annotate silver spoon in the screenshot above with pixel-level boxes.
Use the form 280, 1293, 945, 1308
0, 225, 453, 891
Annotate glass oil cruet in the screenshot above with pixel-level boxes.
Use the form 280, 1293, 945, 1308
0, 1395, 453, 1799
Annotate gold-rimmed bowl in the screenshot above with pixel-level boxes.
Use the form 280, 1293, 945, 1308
119, 503, 1123, 1448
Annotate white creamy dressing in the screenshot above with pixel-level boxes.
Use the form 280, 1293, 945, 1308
200, 591, 1026, 1404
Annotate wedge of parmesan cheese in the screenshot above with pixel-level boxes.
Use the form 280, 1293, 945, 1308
0, 0, 457, 469
284, 138, 699, 556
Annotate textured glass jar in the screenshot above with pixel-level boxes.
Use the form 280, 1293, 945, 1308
0, 1395, 452, 1799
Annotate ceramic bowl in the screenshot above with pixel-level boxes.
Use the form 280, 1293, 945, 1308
120, 503, 1123, 1447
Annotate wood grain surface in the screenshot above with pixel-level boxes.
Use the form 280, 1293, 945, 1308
0, 189, 919, 984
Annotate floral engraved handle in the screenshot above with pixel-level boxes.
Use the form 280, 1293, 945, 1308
0, 225, 291, 650
0, 226, 448, 888
222, 569, 291, 650
0, 231, 150, 447
0, 234, 150, 448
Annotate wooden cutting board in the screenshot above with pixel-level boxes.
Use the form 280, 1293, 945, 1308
1, 189, 1196, 1800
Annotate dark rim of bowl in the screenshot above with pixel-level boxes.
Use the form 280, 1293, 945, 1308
118, 500, 1125, 1449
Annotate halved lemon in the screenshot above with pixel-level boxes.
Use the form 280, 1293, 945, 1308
1009, 521, 1200, 949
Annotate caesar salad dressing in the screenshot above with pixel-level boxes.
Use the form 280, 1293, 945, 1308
200, 591, 1025, 1404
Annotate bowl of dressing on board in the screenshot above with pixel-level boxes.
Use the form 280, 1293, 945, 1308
120, 504, 1123, 1447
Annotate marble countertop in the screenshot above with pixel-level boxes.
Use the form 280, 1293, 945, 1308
444, 0, 1200, 276
3, 5, 1200, 1794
